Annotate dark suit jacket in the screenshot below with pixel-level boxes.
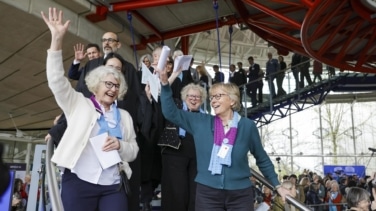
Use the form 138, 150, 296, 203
68, 63, 84, 80
247, 63, 261, 89
229, 71, 246, 88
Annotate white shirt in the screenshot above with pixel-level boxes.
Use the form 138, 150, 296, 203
71, 105, 120, 185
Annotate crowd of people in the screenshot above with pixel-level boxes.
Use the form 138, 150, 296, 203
36, 7, 291, 211
251, 170, 376, 211
0, 6, 355, 211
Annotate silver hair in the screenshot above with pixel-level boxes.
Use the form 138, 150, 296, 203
85, 65, 127, 100
180, 83, 207, 105
139, 54, 153, 69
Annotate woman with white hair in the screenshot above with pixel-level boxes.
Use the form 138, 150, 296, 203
41, 8, 138, 211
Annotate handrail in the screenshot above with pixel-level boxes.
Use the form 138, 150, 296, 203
46, 138, 64, 211
250, 168, 312, 211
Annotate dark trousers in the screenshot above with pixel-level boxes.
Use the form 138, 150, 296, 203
247, 86, 258, 107
128, 152, 141, 211
195, 183, 254, 211
61, 169, 128, 211
292, 68, 300, 90
300, 67, 313, 87
276, 73, 286, 96
161, 139, 197, 211
313, 74, 322, 83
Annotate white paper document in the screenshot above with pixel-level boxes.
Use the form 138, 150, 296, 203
141, 62, 151, 84
157, 46, 171, 71
89, 132, 122, 169
141, 62, 160, 102
173, 55, 193, 72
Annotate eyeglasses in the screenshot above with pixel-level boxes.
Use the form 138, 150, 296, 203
209, 93, 227, 101
101, 38, 118, 43
102, 81, 120, 90
186, 94, 201, 100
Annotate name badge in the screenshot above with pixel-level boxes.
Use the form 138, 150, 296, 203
217, 144, 230, 158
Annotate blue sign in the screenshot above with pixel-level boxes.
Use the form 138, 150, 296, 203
323, 165, 366, 179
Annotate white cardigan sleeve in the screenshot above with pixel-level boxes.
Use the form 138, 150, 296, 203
118, 109, 139, 162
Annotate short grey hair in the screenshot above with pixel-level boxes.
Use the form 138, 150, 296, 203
209, 82, 241, 112
346, 187, 370, 208
85, 65, 127, 100
181, 83, 207, 104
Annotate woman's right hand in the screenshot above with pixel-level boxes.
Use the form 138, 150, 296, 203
41, 7, 70, 51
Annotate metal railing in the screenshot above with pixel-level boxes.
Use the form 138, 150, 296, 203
46, 138, 64, 211
251, 168, 312, 211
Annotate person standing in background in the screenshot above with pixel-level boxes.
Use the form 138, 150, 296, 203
290, 53, 301, 90
212, 65, 224, 84
299, 55, 313, 87
265, 52, 279, 98
229, 64, 246, 103
276, 56, 287, 97
313, 60, 323, 83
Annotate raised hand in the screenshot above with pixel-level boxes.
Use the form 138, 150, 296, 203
156, 66, 169, 85
41, 7, 70, 51
73, 43, 86, 62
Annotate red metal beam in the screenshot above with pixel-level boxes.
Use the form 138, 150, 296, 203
86, 0, 198, 23
111, 0, 199, 12
131, 11, 162, 39
139, 15, 239, 45
232, 0, 305, 55
242, 0, 301, 29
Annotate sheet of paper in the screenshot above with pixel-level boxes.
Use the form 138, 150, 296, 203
149, 74, 160, 103
255, 202, 270, 211
157, 46, 170, 71
173, 55, 193, 72
89, 132, 122, 169
141, 62, 151, 84
141, 62, 160, 102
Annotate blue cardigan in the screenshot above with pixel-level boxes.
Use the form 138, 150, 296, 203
160, 84, 280, 190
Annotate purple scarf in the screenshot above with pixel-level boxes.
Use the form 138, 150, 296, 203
208, 112, 240, 175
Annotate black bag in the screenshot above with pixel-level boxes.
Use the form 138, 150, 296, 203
157, 126, 181, 149
118, 164, 131, 196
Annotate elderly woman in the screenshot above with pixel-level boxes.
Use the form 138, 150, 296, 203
158, 66, 288, 210
41, 8, 138, 211
159, 83, 206, 211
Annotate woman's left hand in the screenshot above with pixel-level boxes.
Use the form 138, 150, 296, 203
103, 136, 120, 151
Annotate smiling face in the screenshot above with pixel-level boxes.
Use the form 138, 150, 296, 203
95, 74, 119, 110
185, 88, 202, 111
209, 87, 234, 117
